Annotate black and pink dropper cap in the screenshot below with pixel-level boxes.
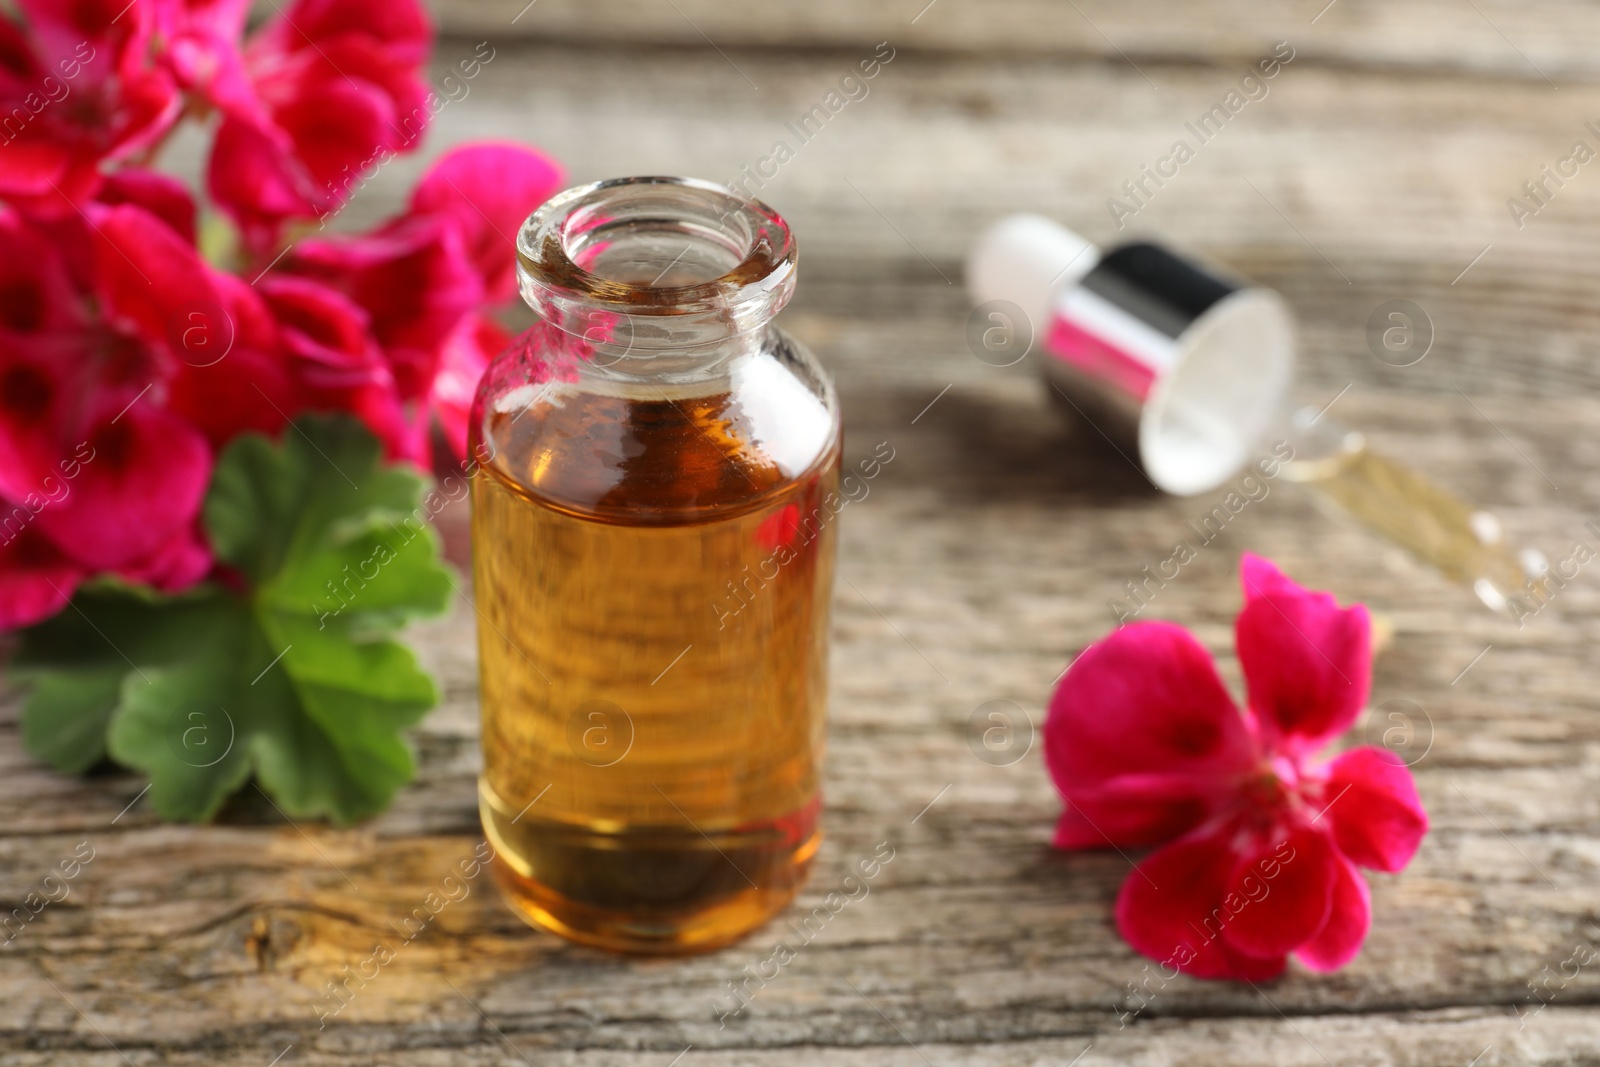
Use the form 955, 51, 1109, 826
967, 215, 1296, 496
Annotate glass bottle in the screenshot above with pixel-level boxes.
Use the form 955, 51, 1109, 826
469, 176, 840, 955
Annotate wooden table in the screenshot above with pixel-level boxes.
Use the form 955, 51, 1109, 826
5, 3, 1599, 1062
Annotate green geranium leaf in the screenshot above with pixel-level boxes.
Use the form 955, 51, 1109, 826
18, 667, 124, 773
15, 415, 455, 824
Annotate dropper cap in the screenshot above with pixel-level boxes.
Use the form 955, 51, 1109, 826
965, 214, 1541, 616
963, 213, 1295, 496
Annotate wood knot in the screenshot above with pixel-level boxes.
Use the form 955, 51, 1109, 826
244, 910, 303, 972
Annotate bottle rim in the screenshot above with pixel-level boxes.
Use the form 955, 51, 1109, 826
516, 176, 798, 344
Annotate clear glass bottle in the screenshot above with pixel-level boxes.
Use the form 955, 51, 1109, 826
469, 177, 839, 954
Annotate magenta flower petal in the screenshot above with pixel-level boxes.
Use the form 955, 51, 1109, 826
432, 314, 507, 461
1053, 773, 1223, 850
170, 342, 296, 447
248, 0, 432, 66
209, 73, 396, 244
0, 526, 84, 629
155, 0, 256, 115
1236, 552, 1371, 757
410, 142, 565, 302
1114, 820, 1288, 981
1, 1, 181, 215
167, 269, 299, 447
290, 216, 481, 403
35, 405, 211, 570
115, 523, 213, 591
0, 339, 92, 504
206, 115, 318, 249
1220, 825, 1337, 960
1115, 823, 1240, 980
266, 54, 403, 183
204, 0, 433, 246
257, 274, 382, 385
0, 138, 80, 208
109, 58, 185, 165
96, 169, 199, 244
1048, 620, 1256, 792
0, 210, 88, 335
1222, 943, 1292, 982
1321, 746, 1429, 873
255, 274, 422, 462
90, 203, 218, 367
17, 0, 143, 66
1295, 852, 1372, 973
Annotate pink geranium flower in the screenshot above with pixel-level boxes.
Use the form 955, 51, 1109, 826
255, 271, 414, 459
0, 0, 564, 641
0, 0, 181, 215
288, 215, 482, 410
0, 525, 82, 628
268, 142, 563, 462
432, 314, 511, 463
407, 142, 563, 458
412, 143, 563, 460
153, 0, 255, 114
410, 141, 564, 304
1045, 554, 1428, 980
203, 0, 433, 250
0, 198, 221, 626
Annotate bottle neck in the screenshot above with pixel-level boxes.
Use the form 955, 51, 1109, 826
560, 319, 769, 392
516, 176, 797, 389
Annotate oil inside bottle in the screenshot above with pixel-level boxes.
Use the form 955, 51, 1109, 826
472, 367, 839, 954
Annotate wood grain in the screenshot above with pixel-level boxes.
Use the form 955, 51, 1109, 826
5, 13, 1600, 1065
438, 0, 1600, 84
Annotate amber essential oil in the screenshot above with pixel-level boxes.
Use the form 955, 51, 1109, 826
470, 177, 839, 954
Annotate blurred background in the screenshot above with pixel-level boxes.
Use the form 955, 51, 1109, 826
317, 0, 1600, 550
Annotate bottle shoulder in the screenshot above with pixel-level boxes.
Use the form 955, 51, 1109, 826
473, 329, 840, 525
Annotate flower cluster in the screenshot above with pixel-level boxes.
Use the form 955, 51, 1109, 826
1045, 554, 1428, 980
0, 0, 562, 630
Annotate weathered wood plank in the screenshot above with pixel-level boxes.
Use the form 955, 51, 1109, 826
318, 41, 1600, 355
5, 1012, 1600, 1066
433, 0, 1600, 85
2, 372, 1596, 1059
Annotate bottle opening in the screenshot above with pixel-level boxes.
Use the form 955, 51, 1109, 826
518, 177, 798, 350
564, 209, 747, 288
